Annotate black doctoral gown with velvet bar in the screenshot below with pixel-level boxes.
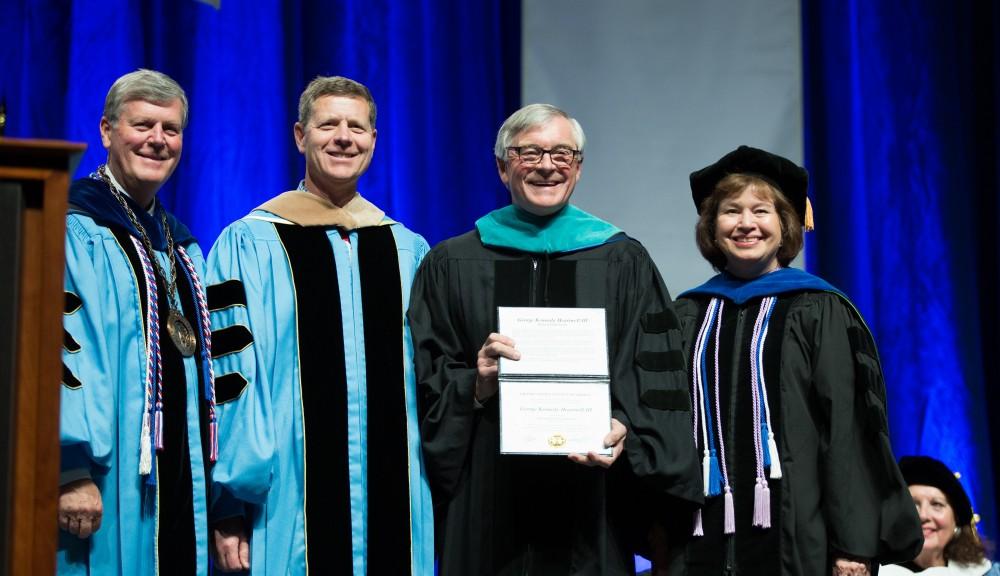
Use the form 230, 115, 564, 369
673, 270, 922, 576
408, 224, 702, 576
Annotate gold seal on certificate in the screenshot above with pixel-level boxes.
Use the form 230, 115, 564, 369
497, 307, 612, 456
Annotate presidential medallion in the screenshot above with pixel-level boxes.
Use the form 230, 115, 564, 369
167, 310, 197, 356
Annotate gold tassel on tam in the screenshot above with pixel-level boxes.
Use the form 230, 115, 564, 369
804, 198, 815, 231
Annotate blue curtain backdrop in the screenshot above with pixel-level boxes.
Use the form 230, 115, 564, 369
803, 0, 1000, 539
10, 0, 1000, 559
1, 0, 520, 248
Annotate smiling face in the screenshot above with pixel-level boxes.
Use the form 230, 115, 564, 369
100, 98, 184, 206
295, 95, 376, 205
714, 185, 783, 278
497, 116, 582, 216
911, 485, 957, 568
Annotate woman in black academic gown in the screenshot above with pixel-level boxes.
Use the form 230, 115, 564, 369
668, 146, 922, 576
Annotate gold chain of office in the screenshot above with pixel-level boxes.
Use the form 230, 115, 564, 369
97, 164, 197, 356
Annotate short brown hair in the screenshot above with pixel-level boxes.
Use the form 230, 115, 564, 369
694, 173, 804, 271
297, 76, 376, 128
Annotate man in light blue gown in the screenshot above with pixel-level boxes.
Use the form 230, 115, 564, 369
58, 69, 214, 575
206, 76, 434, 575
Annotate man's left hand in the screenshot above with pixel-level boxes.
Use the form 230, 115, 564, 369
568, 418, 626, 468
58, 478, 103, 538
212, 516, 250, 572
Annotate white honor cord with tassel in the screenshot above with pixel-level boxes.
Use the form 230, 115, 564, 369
132, 235, 157, 476
757, 298, 782, 479
748, 297, 773, 529
692, 299, 717, 497
724, 488, 735, 534
139, 412, 152, 475
766, 433, 782, 479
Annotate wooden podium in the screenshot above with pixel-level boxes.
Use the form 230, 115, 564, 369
0, 137, 85, 576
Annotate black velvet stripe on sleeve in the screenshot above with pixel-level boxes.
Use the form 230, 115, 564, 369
847, 325, 874, 357
62, 363, 82, 389
214, 373, 249, 404
635, 350, 686, 372
640, 389, 691, 411
357, 226, 412, 574
64, 291, 82, 314
207, 279, 247, 312
275, 224, 353, 575
641, 309, 681, 333
64, 329, 81, 353
210, 325, 254, 359
847, 324, 892, 435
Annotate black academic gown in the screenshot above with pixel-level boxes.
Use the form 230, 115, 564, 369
408, 230, 702, 576
674, 289, 922, 576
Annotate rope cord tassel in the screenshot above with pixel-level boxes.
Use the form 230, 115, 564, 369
753, 478, 771, 528
748, 297, 774, 528
724, 488, 735, 535
712, 300, 734, 516
755, 297, 782, 479
131, 237, 161, 478
694, 299, 723, 496
176, 246, 218, 463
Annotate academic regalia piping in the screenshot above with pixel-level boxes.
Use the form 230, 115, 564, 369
206, 204, 434, 575
59, 174, 211, 575
409, 226, 702, 576
675, 271, 921, 575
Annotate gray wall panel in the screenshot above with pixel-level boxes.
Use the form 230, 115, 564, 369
523, 0, 803, 294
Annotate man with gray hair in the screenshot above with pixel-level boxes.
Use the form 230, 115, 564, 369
206, 75, 434, 574
58, 69, 214, 575
408, 103, 702, 574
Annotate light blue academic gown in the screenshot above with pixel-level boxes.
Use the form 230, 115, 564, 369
206, 198, 434, 576
59, 189, 211, 575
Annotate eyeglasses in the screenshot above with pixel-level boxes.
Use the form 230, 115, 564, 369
506, 145, 582, 167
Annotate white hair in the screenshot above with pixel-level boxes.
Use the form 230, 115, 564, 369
493, 103, 586, 159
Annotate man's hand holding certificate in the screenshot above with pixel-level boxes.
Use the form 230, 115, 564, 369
494, 307, 623, 462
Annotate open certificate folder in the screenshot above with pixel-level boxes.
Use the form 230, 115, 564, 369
497, 307, 612, 455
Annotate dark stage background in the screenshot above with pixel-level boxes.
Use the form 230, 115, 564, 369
3, 0, 1000, 553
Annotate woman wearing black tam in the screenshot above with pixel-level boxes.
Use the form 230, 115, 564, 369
658, 146, 922, 576
880, 456, 999, 575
